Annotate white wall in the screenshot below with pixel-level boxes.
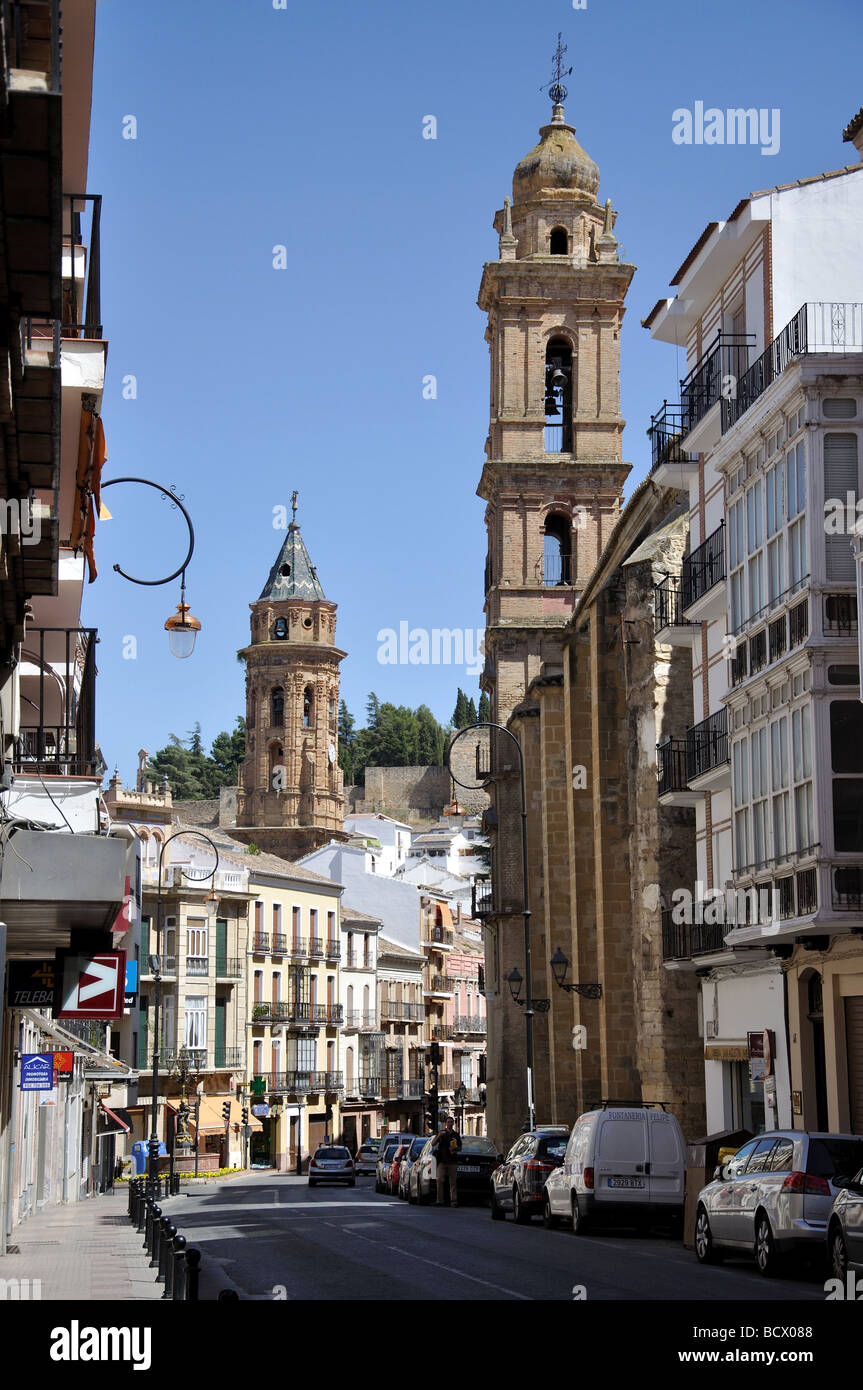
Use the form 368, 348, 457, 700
769, 174, 863, 330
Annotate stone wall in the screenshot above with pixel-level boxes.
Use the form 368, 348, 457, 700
345, 765, 488, 821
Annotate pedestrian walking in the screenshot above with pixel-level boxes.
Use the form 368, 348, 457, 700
433, 1115, 462, 1206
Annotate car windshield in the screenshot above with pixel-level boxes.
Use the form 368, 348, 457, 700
538, 1138, 568, 1161
807, 1138, 863, 1182
381, 1140, 400, 1158
409, 1138, 426, 1159
358, 1146, 375, 1156
315, 1147, 350, 1160
460, 1137, 498, 1155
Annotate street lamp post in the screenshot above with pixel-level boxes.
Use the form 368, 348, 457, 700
147, 830, 219, 1196
447, 722, 536, 1132
100, 477, 202, 658
455, 1081, 467, 1134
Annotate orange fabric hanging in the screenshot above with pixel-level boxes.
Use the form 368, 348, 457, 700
69, 408, 107, 582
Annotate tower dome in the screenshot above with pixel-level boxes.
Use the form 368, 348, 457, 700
513, 104, 600, 202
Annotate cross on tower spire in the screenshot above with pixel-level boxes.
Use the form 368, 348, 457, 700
541, 31, 572, 108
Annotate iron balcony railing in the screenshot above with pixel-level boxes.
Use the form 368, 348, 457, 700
186, 957, 209, 978
213, 1047, 244, 1069
657, 738, 690, 797
654, 575, 693, 632
63, 194, 102, 339
359, 1075, 382, 1095
682, 523, 725, 610
14, 628, 98, 776
681, 333, 751, 434
472, 881, 494, 917
688, 708, 729, 780
271, 934, 288, 955
433, 1023, 453, 1041
289, 938, 308, 957
437, 1073, 455, 1092
380, 1002, 425, 1023
344, 1010, 377, 1030
660, 913, 728, 961
325, 939, 340, 959
308, 937, 324, 957
215, 957, 242, 978
722, 303, 863, 433
346, 951, 373, 968
382, 1078, 423, 1100
789, 599, 809, 648
648, 402, 697, 472
824, 593, 858, 635
454, 1015, 487, 1034
251, 933, 270, 953
833, 867, 863, 912
543, 551, 573, 586
427, 924, 453, 947
162, 1048, 207, 1071
251, 1001, 291, 1023
426, 975, 455, 994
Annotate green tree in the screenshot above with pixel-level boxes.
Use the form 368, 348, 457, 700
452, 688, 470, 729
210, 717, 246, 789
478, 692, 490, 723
466, 696, 478, 726
338, 700, 357, 784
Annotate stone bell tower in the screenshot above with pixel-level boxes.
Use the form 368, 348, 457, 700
478, 48, 636, 1144
234, 494, 347, 859
478, 74, 634, 725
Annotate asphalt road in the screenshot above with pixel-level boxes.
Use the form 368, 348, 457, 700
165, 1172, 827, 1302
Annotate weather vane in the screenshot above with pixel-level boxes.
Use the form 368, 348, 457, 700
291, 489, 298, 524
541, 32, 572, 107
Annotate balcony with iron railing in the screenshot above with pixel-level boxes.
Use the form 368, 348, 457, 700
14, 628, 98, 776
688, 708, 729, 783
271, 934, 288, 955
213, 1047, 244, 1070
542, 551, 574, 587
681, 334, 751, 435
647, 402, 698, 474
344, 1010, 377, 1030
186, 957, 209, 978
308, 937, 324, 958
424, 974, 456, 996
62, 194, 103, 339
654, 575, 696, 641
215, 957, 242, 978
432, 1023, 453, 1041
471, 881, 494, 918
359, 1075, 382, 1095
437, 1073, 455, 1092
345, 951, 374, 969
289, 938, 308, 957
722, 303, 863, 434
681, 523, 725, 612
325, 939, 341, 960
660, 912, 728, 962
656, 739, 691, 799
251, 1001, 291, 1024
424, 924, 454, 950
251, 933, 270, 954
824, 592, 858, 636
453, 1015, 487, 1035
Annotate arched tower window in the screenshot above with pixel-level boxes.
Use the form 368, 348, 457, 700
303, 685, 314, 728
273, 616, 288, 639
271, 687, 284, 726
543, 511, 573, 586
549, 226, 568, 255
545, 337, 573, 453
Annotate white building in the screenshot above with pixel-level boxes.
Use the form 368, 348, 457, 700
343, 814, 412, 877
646, 109, 863, 1135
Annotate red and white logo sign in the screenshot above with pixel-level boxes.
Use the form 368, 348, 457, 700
55, 951, 127, 1020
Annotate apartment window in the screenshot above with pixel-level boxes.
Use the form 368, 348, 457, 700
831, 701, 863, 853
460, 1054, 472, 1087
253, 1040, 263, 1075
789, 516, 807, 591
746, 481, 763, 554
828, 664, 860, 685
292, 905, 301, 946
272, 903, 282, 934
765, 463, 785, 538
186, 921, 208, 976
290, 1036, 316, 1072
767, 535, 784, 607
255, 901, 263, 933
771, 716, 790, 861
185, 997, 207, 1050
273, 971, 281, 1002
751, 726, 769, 867
733, 737, 750, 871
254, 970, 263, 1003
792, 705, 814, 854
787, 440, 806, 518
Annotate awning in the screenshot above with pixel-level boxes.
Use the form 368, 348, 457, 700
18, 1008, 136, 1080
98, 1102, 132, 1134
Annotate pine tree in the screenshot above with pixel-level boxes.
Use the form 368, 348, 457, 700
452, 689, 470, 729
338, 700, 357, 784
478, 692, 490, 723
466, 696, 478, 726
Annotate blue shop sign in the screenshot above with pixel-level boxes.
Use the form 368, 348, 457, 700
20, 1054, 55, 1091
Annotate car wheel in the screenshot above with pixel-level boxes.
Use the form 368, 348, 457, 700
513, 1186, 530, 1225
490, 1188, 505, 1221
694, 1206, 722, 1264
408, 1179, 416, 1205
571, 1196, 590, 1236
830, 1224, 848, 1280
543, 1195, 558, 1230
754, 1213, 783, 1277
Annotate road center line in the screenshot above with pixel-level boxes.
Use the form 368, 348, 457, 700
321, 1222, 532, 1300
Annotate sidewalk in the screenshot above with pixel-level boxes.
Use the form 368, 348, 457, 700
0, 1188, 164, 1301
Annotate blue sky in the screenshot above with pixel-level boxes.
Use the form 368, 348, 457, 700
84, 0, 861, 780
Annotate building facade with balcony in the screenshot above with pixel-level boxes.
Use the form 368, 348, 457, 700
339, 905, 383, 1150
0, 1, 144, 1236
377, 936, 425, 1134
242, 848, 344, 1169
645, 111, 863, 1135
441, 922, 488, 1137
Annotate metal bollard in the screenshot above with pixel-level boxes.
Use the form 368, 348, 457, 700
136, 1187, 148, 1233
149, 1205, 163, 1266
161, 1222, 177, 1299
185, 1246, 201, 1302
157, 1216, 173, 1285
143, 1197, 153, 1249
172, 1234, 187, 1301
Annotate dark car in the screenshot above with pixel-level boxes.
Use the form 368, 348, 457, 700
827, 1165, 863, 1279
490, 1126, 569, 1223
410, 1134, 503, 1204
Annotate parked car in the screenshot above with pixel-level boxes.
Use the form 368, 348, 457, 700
355, 1143, 379, 1176
694, 1131, 863, 1275
491, 1126, 569, 1223
375, 1132, 418, 1193
409, 1134, 502, 1204
387, 1143, 411, 1194
544, 1105, 686, 1234
308, 1145, 355, 1187
827, 1166, 863, 1278
398, 1136, 428, 1200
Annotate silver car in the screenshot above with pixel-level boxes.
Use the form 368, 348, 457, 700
826, 1166, 863, 1279
694, 1131, 863, 1275
398, 1136, 428, 1199
355, 1143, 379, 1176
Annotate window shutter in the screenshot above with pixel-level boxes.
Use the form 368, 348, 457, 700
824, 433, 858, 582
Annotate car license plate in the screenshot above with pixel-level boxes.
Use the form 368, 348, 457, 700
458, 1165, 480, 1173
607, 1177, 644, 1189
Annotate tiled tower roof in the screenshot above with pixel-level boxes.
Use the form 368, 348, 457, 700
259, 495, 326, 602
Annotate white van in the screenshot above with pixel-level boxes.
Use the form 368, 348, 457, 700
543, 1105, 686, 1234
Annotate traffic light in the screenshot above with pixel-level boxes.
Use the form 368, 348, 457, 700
429, 1041, 441, 1068
222, 1101, 231, 1124
242, 1107, 249, 1127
